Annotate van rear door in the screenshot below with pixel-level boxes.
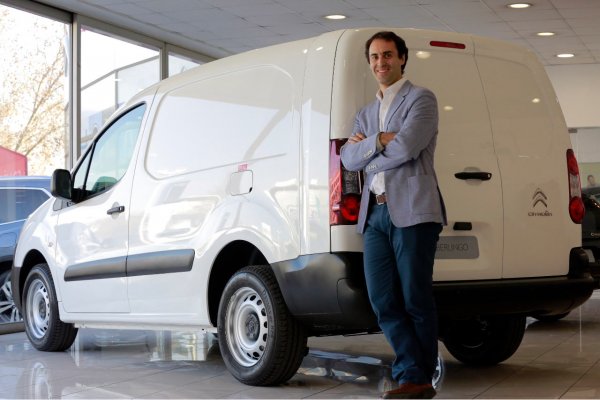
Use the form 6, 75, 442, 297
474, 37, 579, 278
408, 34, 504, 281
330, 29, 504, 281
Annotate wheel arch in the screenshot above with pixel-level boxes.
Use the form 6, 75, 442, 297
14, 250, 48, 310
207, 240, 268, 326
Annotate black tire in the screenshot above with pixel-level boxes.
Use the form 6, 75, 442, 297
0, 268, 22, 323
22, 263, 78, 351
531, 312, 570, 322
442, 315, 526, 366
217, 265, 307, 386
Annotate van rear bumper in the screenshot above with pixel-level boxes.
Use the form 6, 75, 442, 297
271, 249, 594, 334
434, 275, 594, 319
438, 247, 594, 318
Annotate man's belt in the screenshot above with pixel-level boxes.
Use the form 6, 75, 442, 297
371, 192, 387, 205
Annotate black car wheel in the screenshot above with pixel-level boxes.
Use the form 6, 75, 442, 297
218, 265, 307, 386
443, 315, 526, 365
0, 269, 22, 323
22, 263, 77, 351
531, 311, 570, 322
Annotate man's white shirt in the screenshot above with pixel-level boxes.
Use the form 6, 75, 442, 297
370, 77, 407, 195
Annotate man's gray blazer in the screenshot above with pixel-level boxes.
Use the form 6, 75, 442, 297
341, 80, 447, 234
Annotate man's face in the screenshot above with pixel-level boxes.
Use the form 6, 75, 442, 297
368, 38, 405, 89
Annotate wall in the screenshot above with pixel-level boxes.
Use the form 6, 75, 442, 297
545, 64, 600, 128
546, 65, 600, 176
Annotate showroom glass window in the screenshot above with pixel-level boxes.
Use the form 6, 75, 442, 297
73, 104, 146, 198
168, 52, 202, 77
0, 5, 70, 177
80, 28, 158, 152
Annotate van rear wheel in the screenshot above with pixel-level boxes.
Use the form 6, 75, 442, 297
217, 265, 307, 386
22, 263, 78, 351
531, 311, 570, 322
442, 315, 526, 365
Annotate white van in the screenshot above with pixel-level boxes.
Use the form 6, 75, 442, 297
12, 28, 594, 386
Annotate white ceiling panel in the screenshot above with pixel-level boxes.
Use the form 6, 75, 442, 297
31, 0, 600, 65
560, 8, 600, 18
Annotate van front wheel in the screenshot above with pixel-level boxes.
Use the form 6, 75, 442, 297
22, 263, 78, 351
442, 315, 526, 365
218, 265, 307, 386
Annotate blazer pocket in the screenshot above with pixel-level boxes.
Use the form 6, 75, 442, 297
408, 175, 442, 215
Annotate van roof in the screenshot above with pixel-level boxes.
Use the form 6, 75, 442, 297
120, 27, 539, 118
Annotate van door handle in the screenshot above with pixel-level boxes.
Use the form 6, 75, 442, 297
107, 205, 125, 215
453, 222, 472, 231
455, 172, 492, 181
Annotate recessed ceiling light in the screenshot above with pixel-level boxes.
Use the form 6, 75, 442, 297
508, 3, 532, 8
536, 32, 555, 37
556, 53, 575, 58
324, 14, 346, 20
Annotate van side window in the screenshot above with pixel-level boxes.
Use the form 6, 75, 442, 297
73, 104, 146, 198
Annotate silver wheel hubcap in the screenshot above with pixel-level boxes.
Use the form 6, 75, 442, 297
0, 272, 22, 323
225, 287, 268, 367
26, 279, 50, 339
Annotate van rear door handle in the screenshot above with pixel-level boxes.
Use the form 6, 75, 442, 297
455, 172, 492, 181
453, 222, 472, 231
107, 205, 125, 215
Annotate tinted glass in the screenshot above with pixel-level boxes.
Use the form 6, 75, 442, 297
75, 104, 146, 197
0, 188, 49, 223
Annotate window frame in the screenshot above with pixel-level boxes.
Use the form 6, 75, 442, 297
71, 102, 146, 202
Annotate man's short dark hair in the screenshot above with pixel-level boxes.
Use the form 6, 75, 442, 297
365, 31, 409, 73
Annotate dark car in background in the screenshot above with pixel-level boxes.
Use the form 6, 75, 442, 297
582, 186, 600, 288
0, 176, 51, 323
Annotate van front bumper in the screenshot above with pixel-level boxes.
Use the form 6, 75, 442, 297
271, 249, 595, 334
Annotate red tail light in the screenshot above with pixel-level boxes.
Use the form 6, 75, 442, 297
567, 149, 584, 224
429, 41, 466, 50
330, 139, 362, 225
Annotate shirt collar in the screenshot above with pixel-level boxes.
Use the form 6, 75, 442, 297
376, 77, 407, 102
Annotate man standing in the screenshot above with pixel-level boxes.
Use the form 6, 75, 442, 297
341, 31, 446, 399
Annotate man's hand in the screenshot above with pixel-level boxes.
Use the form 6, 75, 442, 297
347, 132, 366, 144
379, 132, 395, 146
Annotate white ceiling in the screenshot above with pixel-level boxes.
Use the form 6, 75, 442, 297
35, 0, 600, 66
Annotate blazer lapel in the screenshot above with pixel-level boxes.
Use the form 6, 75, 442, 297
369, 100, 380, 136
384, 80, 412, 131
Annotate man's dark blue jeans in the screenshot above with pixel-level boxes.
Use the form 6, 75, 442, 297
363, 203, 442, 385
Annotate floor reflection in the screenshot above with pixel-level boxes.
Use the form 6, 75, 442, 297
301, 348, 445, 393
1, 294, 600, 398
1, 328, 431, 398
69, 329, 222, 366
301, 349, 395, 392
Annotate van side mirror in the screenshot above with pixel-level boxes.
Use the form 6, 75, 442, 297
51, 169, 72, 200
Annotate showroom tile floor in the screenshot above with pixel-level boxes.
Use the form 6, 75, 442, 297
1, 291, 600, 399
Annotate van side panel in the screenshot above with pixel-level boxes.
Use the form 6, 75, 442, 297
145, 67, 295, 180
473, 37, 578, 278
300, 31, 341, 255
126, 45, 307, 323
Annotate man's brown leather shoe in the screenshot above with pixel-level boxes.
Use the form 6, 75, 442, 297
381, 382, 437, 399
